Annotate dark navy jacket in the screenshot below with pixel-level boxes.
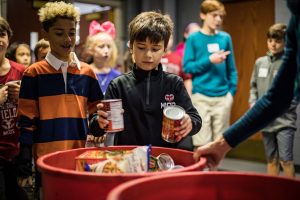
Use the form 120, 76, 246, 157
91, 64, 201, 150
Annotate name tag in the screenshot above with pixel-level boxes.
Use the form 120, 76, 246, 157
207, 43, 220, 53
273, 69, 278, 78
258, 68, 268, 77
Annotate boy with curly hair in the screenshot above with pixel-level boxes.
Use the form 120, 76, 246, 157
17, 1, 103, 197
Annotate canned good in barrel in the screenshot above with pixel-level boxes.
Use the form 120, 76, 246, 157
162, 105, 185, 143
102, 99, 124, 133
157, 153, 175, 170
149, 153, 175, 171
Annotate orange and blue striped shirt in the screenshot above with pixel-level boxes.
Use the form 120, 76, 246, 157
18, 53, 103, 160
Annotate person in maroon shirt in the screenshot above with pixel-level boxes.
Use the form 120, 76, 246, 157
0, 16, 28, 200
162, 34, 193, 96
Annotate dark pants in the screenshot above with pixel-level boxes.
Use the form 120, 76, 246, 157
0, 158, 28, 200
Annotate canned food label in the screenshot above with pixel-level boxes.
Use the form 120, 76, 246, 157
102, 99, 124, 132
162, 105, 185, 143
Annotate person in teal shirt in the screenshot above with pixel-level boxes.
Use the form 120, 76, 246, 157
194, 0, 300, 172
183, 0, 237, 148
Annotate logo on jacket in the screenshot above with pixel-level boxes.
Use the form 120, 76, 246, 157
161, 94, 176, 109
165, 94, 174, 101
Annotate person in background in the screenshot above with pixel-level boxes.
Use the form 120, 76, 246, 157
89, 11, 202, 151
6, 42, 32, 67
33, 39, 50, 62
0, 16, 28, 200
183, 0, 238, 149
175, 22, 200, 96
249, 23, 297, 177
193, 0, 300, 175
85, 20, 121, 94
161, 34, 193, 95
175, 22, 201, 58
122, 41, 135, 73
16, 2, 103, 199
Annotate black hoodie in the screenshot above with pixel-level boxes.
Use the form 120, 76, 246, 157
90, 64, 201, 151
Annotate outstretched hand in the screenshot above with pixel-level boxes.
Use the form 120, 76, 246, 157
193, 136, 232, 170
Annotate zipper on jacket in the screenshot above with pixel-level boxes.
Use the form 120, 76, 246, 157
146, 71, 151, 105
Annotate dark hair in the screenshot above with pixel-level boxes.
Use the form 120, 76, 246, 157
128, 11, 174, 48
6, 42, 31, 62
0, 17, 13, 40
267, 23, 287, 40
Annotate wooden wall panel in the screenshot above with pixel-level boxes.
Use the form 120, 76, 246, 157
7, 0, 41, 44
222, 0, 274, 127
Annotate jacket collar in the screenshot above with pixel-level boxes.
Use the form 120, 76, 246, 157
132, 63, 162, 80
267, 51, 284, 62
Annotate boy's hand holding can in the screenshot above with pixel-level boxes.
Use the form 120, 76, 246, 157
0, 84, 8, 105
174, 114, 193, 141
162, 105, 192, 143
96, 102, 109, 129
5, 80, 21, 103
96, 99, 124, 132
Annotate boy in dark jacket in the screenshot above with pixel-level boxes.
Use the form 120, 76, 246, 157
90, 11, 202, 151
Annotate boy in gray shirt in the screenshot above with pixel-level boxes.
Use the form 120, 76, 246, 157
249, 23, 297, 177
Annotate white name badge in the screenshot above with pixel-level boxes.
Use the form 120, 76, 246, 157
273, 69, 278, 78
258, 67, 268, 77
207, 43, 220, 53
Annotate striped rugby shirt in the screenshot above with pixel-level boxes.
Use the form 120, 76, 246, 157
18, 52, 103, 160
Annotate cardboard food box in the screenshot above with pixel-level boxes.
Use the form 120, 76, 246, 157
75, 150, 132, 171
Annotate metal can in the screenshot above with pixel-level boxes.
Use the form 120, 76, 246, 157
162, 105, 185, 143
5, 80, 21, 86
101, 99, 124, 133
157, 153, 175, 170
149, 153, 175, 171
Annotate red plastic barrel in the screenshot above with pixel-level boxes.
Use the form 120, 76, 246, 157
37, 146, 206, 200
107, 171, 300, 200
